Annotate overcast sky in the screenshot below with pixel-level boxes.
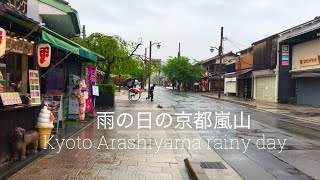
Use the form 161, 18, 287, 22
68, 0, 319, 62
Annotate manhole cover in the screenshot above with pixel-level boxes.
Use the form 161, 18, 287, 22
200, 162, 227, 169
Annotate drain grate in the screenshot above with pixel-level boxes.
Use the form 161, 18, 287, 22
200, 162, 227, 169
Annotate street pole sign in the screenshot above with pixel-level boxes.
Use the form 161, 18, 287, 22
282, 45, 289, 66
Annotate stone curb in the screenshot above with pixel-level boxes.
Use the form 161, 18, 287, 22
201, 94, 257, 108
184, 158, 210, 180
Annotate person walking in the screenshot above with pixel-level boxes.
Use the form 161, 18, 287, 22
146, 84, 156, 101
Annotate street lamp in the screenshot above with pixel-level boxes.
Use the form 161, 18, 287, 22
210, 46, 219, 53
148, 41, 161, 95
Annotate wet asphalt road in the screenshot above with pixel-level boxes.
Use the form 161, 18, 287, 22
155, 87, 320, 180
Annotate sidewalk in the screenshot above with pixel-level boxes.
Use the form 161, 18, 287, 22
201, 93, 320, 130
8, 90, 244, 180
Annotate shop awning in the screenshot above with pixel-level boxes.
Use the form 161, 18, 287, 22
209, 75, 222, 81
40, 27, 103, 62
290, 68, 320, 78
224, 68, 252, 78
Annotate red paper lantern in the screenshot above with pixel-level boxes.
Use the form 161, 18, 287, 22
0, 28, 6, 57
37, 43, 51, 67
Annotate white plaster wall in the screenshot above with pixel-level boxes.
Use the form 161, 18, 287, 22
292, 38, 320, 71
27, 0, 42, 22
39, 2, 66, 15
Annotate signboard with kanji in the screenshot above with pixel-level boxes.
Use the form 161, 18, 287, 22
5, 0, 28, 14
37, 44, 51, 67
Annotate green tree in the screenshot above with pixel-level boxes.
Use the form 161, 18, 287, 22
71, 33, 137, 84
162, 56, 203, 91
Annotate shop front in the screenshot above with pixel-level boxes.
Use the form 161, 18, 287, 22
236, 47, 253, 99
224, 62, 236, 96
0, 9, 102, 167
38, 27, 101, 127
253, 72, 277, 102
252, 35, 278, 102
0, 4, 40, 164
224, 68, 252, 98
290, 37, 320, 107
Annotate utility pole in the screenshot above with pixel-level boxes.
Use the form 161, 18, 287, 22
82, 25, 86, 39
218, 27, 224, 99
178, 42, 181, 58
143, 47, 147, 89
148, 41, 152, 95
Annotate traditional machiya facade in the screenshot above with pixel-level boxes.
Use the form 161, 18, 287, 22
223, 62, 236, 95
201, 52, 238, 92
277, 17, 320, 107
252, 35, 278, 102
251, 16, 320, 105
236, 47, 254, 99
224, 47, 253, 98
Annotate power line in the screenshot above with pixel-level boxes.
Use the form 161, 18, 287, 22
225, 37, 249, 50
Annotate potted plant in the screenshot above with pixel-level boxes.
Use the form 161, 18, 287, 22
95, 83, 116, 106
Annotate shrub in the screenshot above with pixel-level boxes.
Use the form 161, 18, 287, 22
98, 84, 116, 95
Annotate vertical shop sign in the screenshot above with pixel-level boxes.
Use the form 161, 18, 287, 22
0, 28, 6, 57
38, 44, 51, 67
85, 66, 97, 112
282, 45, 289, 66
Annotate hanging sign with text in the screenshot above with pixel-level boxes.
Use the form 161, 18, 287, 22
92, 85, 99, 96
300, 55, 320, 67
5, 0, 28, 14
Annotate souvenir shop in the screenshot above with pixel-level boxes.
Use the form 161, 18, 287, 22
37, 27, 100, 131
0, 15, 101, 166
0, 6, 41, 164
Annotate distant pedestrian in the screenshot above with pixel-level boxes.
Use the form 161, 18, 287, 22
146, 84, 156, 101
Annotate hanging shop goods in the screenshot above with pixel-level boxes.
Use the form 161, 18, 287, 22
0, 28, 6, 57
37, 44, 51, 67
78, 79, 87, 120
85, 66, 97, 115
0, 92, 22, 106
28, 70, 41, 105
0, 63, 5, 92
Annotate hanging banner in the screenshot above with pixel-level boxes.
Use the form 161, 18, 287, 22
37, 44, 51, 67
0, 28, 6, 57
85, 66, 97, 112
67, 74, 80, 115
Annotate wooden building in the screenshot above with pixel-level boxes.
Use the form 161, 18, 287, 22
252, 35, 278, 102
